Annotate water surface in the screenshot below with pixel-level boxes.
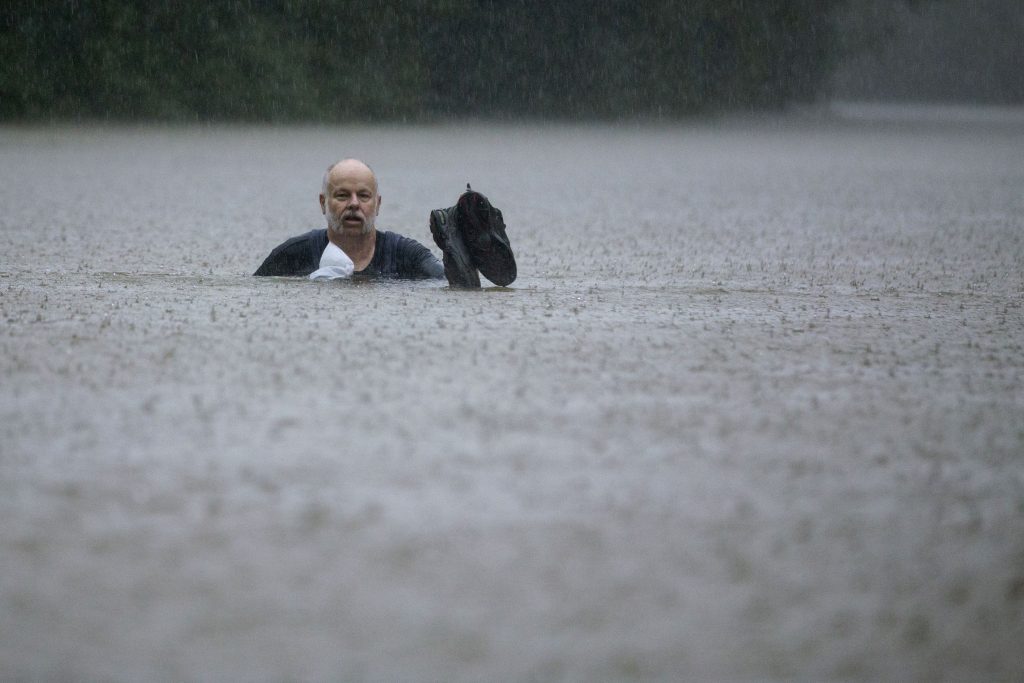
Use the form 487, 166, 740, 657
2, 111, 1023, 680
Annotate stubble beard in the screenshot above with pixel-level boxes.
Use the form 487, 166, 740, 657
328, 210, 375, 236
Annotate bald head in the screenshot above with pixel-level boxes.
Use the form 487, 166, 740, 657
322, 158, 377, 196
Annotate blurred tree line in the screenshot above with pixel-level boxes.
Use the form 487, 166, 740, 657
830, 0, 1023, 104
4, 0, 852, 121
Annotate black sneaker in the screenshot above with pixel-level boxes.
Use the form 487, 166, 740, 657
456, 186, 516, 286
430, 204, 480, 288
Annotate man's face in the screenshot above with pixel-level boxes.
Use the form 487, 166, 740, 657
321, 161, 381, 238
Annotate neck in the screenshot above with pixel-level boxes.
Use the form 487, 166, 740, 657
329, 228, 376, 270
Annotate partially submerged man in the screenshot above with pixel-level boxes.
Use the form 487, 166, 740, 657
254, 158, 516, 287
254, 158, 444, 279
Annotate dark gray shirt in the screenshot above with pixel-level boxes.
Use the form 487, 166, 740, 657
254, 229, 444, 279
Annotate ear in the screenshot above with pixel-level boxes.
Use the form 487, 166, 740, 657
375, 194, 382, 215
319, 193, 326, 214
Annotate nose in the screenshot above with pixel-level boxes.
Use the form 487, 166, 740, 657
346, 195, 360, 208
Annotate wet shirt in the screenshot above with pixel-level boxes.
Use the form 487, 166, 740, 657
254, 229, 444, 279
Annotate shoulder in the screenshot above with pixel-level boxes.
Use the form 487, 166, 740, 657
274, 229, 327, 252
379, 230, 430, 254
253, 229, 327, 276
377, 230, 444, 280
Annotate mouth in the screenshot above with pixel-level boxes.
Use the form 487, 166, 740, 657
342, 214, 363, 225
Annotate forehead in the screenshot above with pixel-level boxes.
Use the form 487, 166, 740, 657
326, 162, 377, 193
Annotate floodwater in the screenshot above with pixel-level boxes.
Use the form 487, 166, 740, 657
2, 109, 1023, 681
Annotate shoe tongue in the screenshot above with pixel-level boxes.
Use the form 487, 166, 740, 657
457, 192, 473, 220
458, 190, 489, 224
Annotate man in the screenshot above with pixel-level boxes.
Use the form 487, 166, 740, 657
254, 158, 516, 287
254, 158, 444, 279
